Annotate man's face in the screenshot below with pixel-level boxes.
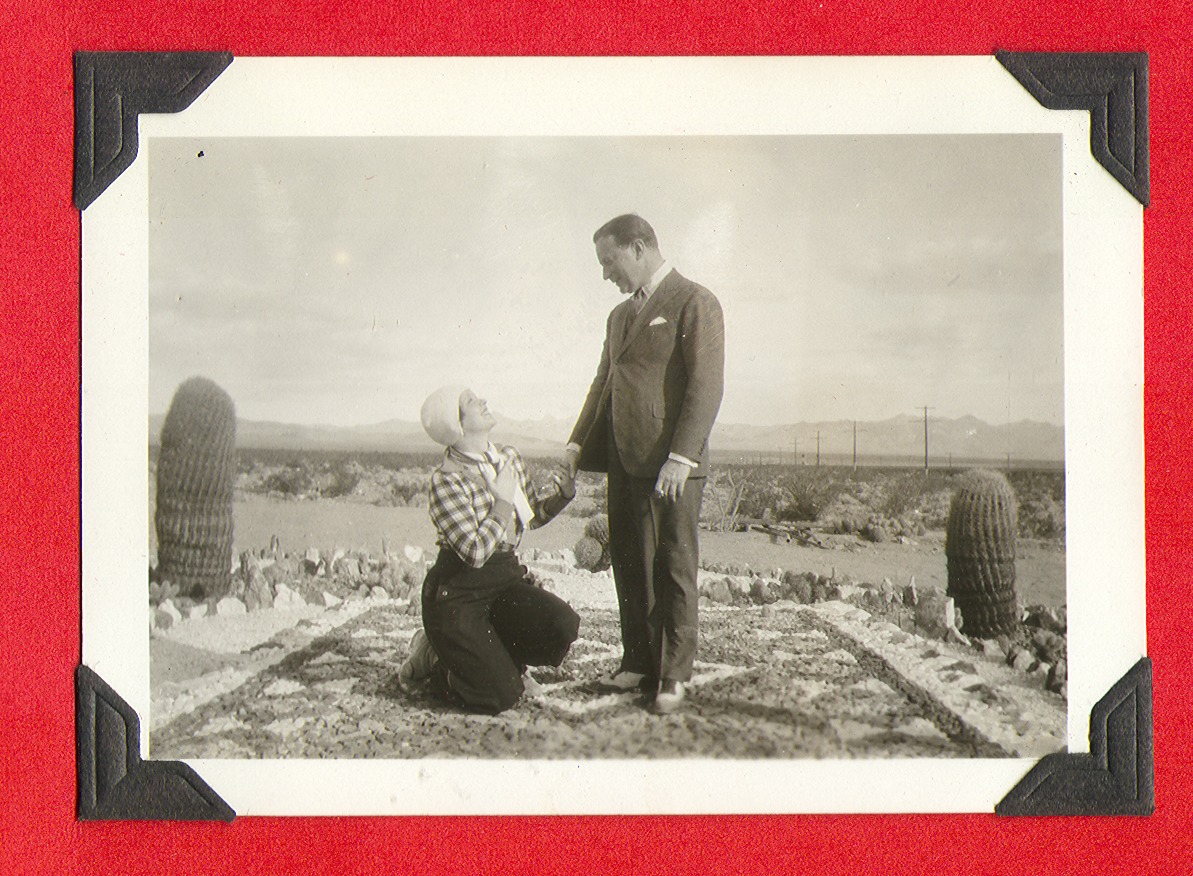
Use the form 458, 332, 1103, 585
595, 235, 646, 296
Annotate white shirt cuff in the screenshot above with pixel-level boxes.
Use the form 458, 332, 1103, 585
668, 452, 697, 468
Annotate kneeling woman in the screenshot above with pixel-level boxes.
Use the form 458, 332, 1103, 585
402, 385, 581, 714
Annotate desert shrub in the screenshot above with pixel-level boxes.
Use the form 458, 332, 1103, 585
1019, 493, 1065, 539
880, 471, 954, 520
1007, 468, 1065, 504
263, 463, 316, 497
390, 479, 427, 506
585, 476, 608, 509
319, 460, 364, 498
773, 469, 853, 522
564, 495, 599, 517
703, 468, 748, 532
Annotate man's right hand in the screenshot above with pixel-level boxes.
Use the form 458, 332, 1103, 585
563, 445, 580, 477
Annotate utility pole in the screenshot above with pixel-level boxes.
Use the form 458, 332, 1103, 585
922, 406, 934, 474
816, 430, 821, 467
793, 436, 798, 467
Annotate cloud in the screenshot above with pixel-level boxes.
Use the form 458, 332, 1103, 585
149, 134, 1064, 427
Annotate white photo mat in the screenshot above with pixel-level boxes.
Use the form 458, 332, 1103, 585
81, 56, 1145, 815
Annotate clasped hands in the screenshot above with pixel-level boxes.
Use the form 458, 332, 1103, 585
482, 457, 577, 504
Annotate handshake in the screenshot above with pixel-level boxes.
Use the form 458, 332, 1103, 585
481, 455, 575, 505
551, 465, 577, 501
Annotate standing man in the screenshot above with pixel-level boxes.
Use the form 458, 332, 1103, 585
565, 214, 725, 714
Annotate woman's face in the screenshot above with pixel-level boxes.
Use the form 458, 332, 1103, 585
458, 389, 496, 434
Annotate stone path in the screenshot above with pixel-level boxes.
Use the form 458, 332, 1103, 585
150, 595, 1065, 761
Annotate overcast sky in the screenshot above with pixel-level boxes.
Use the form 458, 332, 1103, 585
148, 134, 1062, 428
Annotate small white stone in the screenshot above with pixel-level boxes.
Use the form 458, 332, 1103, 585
159, 599, 183, 623
274, 583, 307, 609
264, 716, 310, 736
322, 591, 343, 608
187, 603, 209, 620
315, 678, 358, 695
894, 717, 949, 742
404, 544, 424, 563
215, 596, 247, 616
263, 679, 304, 696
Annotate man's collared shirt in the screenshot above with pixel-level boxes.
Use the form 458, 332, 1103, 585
568, 259, 697, 471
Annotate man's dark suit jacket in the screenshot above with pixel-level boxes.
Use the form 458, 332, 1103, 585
570, 269, 725, 479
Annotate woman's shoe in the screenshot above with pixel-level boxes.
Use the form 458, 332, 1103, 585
397, 629, 438, 689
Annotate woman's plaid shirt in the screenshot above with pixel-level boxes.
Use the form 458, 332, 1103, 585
428, 444, 570, 568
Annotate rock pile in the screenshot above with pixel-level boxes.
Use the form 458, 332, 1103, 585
149, 541, 1067, 700
150, 542, 432, 632
694, 561, 1067, 698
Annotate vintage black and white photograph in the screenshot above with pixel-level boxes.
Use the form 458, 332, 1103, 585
80, 57, 1144, 814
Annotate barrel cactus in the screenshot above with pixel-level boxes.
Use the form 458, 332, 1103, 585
585, 514, 610, 547
581, 515, 611, 571
945, 469, 1018, 637
154, 377, 237, 599
573, 536, 605, 572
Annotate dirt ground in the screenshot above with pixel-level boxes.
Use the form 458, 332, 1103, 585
149, 495, 1066, 761
219, 496, 1065, 608
151, 599, 1064, 761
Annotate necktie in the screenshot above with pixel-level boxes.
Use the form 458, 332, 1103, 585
631, 288, 646, 313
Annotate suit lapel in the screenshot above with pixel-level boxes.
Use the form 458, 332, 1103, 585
616, 269, 680, 362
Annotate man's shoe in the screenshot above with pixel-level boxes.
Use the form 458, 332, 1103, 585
397, 629, 438, 689
594, 669, 647, 692
652, 680, 686, 714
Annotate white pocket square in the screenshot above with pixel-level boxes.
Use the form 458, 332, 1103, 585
649, 316, 667, 326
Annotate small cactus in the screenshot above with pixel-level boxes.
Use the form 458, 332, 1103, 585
581, 514, 612, 570
573, 536, 604, 572
154, 377, 237, 599
945, 469, 1018, 637
584, 514, 610, 546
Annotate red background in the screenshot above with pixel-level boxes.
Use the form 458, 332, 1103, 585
3, 2, 1191, 873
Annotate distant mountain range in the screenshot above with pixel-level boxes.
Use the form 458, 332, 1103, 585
149, 411, 1064, 464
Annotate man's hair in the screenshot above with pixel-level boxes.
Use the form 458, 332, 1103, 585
593, 214, 659, 249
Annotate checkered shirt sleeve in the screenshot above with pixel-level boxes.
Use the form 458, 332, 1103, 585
428, 446, 573, 567
428, 470, 507, 568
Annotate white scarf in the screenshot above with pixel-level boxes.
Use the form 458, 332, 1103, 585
457, 443, 535, 537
